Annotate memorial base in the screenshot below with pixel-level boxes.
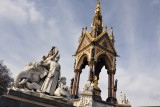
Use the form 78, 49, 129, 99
93, 88, 102, 101
0, 89, 73, 107
72, 92, 131, 107
73, 92, 115, 107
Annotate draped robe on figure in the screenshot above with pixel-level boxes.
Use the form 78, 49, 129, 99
41, 60, 61, 95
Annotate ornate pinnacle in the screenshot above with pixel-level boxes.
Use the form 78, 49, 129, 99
95, 0, 101, 14
105, 26, 107, 31
82, 27, 84, 34
79, 27, 84, 42
90, 0, 103, 37
85, 26, 87, 31
110, 27, 115, 43
111, 27, 113, 36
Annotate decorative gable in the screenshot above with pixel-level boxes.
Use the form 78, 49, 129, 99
95, 32, 117, 56
75, 33, 91, 55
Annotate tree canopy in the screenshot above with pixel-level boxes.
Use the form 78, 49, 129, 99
0, 60, 12, 95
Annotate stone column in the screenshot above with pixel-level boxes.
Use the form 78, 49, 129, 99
71, 70, 78, 98
88, 65, 92, 81
114, 79, 118, 100
75, 70, 81, 98
88, 61, 96, 82
106, 70, 116, 103
111, 74, 114, 98
108, 74, 111, 98
114, 90, 116, 99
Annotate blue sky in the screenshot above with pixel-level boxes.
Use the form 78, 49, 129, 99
0, 0, 160, 106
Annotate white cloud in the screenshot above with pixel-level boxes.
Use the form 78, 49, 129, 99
0, 0, 45, 25
29, 7, 44, 22
0, 0, 27, 24
115, 66, 160, 106
0, 0, 80, 84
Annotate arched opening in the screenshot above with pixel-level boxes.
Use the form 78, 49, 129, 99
79, 55, 89, 94
98, 66, 108, 101
93, 54, 113, 100
71, 54, 90, 98
95, 54, 111, 87
72, 53, 116, 102
76, 54, 88, 70
79, 66, 89, 94
80, 56, 88, 70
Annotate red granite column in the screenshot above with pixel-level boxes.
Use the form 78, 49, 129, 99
107, 70, 115, 103
75, 70, 81, 98
88, 61, 96, 82
114, 90, 116, 99
71, 70, 78, 98
108, 74, 111, 98
111, 73, 114, 98
114, 79, 118, 100
88, 64, 92, 81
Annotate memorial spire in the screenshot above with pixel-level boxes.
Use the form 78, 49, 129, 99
91, 0, 103, 38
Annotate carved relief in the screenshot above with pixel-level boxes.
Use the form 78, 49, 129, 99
86, 48, 90, 54
103, 40, 107, 48
79, 95, 92, 107
76, 53, 89, 70
95, 48, 101, 56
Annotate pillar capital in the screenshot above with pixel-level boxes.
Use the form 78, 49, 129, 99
74, 69, 82, 74
107, 70, 115, 74
88, 61, 97, 66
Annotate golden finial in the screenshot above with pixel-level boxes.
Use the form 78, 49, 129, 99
105, 26, 107, 31
81, 27, 84, 35
111, 27, 113, 36
85, 26, 87, 31
95, 0, 101, 14
79, 27, 84, 42
110, 26, 115, 43
82, 27, 84, 31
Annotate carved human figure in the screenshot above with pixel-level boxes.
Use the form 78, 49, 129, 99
82, 81, 94, 93
94, 75, 100, 90
41, 54, 61, 95
54, 77, 69, 97
119, 92, 123, 104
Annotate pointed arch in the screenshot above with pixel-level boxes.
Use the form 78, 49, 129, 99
76, 54, 89, 70
94, 54, 113, 81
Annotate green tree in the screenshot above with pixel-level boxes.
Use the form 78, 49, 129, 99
0, 60, 12, 95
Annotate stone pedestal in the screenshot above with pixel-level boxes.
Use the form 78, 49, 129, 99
73, 92, 115, 107
0, 89, 73, 107
93, 88, 102, 101
106, 97, 117, 104
72, 91, 131, 107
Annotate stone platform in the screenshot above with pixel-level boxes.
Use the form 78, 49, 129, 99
0, 89, 74, 107
72, 92, 131, 107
